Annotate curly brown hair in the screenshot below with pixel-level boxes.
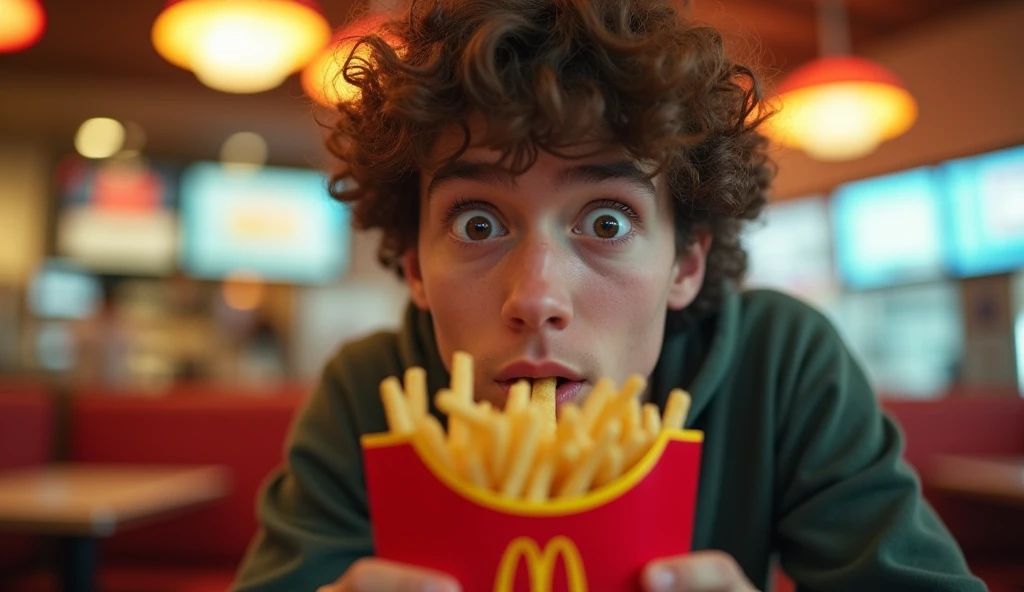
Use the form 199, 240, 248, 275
324, 0, 774, 327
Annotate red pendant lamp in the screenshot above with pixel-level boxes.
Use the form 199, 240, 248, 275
762, 0, 917, 161
152, 0, 331, 94
0, 0, 46, 53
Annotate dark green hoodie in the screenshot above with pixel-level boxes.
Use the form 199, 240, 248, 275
232, 286, 986, 591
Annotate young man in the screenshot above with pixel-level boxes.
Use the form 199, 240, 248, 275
233, 0, 985, 590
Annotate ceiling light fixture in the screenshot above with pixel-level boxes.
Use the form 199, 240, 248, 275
152, 0, 331, 94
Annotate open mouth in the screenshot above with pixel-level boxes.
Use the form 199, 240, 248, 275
495, 377, 586, 407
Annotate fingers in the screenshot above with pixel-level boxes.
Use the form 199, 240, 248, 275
642, 551, 757, 592
319, 557, 462, 592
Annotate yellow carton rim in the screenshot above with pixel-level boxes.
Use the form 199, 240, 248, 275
362, 428, 703, 516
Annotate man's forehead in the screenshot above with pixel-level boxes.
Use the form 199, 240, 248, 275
419, 136, 665, 207
423, 115, 648, 175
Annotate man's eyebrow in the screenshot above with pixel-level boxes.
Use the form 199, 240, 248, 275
555, 160, 658, 199
426, 161, 518, 196
425, 158, 658, 199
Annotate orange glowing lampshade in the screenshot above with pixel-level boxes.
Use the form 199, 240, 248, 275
302, 13, 396, 107
152, 0, 331, 94
0, 0, 46, 53
762, 56, 917, 161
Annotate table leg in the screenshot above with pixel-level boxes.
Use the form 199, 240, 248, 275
58, 536, 98, 592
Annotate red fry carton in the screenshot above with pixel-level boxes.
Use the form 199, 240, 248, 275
361, 428, 703, 591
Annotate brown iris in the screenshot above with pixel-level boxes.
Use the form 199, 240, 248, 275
592, 214, 620, 239
465, 215, 493, 240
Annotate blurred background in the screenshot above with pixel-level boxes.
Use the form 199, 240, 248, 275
1, 1, 1023, 591
0, 0, 1018, 399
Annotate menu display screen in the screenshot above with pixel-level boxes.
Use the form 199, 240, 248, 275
178, 162, 350, 284
831, 167, 947, 290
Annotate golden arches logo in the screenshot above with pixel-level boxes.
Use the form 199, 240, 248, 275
493, 536, 588, 592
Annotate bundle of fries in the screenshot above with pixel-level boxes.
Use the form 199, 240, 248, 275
379, 351, 691, 502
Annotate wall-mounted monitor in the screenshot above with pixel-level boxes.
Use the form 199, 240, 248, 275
942, 144, 1024, 278
744, 195, 835, 300
55, 156, 179, 275
178, 162, 350, 284
28, 259, 102, 320
831, 167, 948, 290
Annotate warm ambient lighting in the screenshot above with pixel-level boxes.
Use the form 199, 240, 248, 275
75, 118, 126, 159
302, 13, 395, 107
222, 271, 265, 311
0, 0, 46, 53
220, 131, 268, 171
763, 56, 918, 161
152, 0, 331, 94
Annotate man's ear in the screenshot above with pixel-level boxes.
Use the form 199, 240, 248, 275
402, 250, 430, 310
667, 229, 712, 310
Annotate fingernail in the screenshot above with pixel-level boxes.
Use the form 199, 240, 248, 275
424, 581, 460, 592
644, 565, 677, 591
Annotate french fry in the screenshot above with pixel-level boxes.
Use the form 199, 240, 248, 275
555, 404, 588, 447
447, 351, 475, 447
379, 353, 693, 501
435, 389, 491, 430
621, 397, 642, 444
557, 418, 621, 498
594, 443, 624, 488
462, 442, 490, 489
615, 375, 647, 405
532, 377, 557, 429
449, 443, 470, 482
580, 378, 614, 436
622, 430, 650, 470
642, 402, 662, 436
380, 377, 414, 434
413, 414, 455, 471
451, 351, 474, 401
488, 413, 511, 486
592, 375, 644, 442
403, 367, 428, 419
525, 434, 557, 502
506, 380, 530, 414
500, 406, 545, 498
555, 439, 583, 489
663, 388, 692, 431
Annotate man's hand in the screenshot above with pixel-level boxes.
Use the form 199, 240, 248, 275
316, 557, 461, 592
641, 551, 758, 592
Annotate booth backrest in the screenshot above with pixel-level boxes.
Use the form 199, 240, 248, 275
882, 394, 1024, 564
881, 395, 1024, 468
68, 393, 306, 565
0, 384, 55, 574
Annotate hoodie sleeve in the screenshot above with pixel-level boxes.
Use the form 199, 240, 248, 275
230, 336, 395, 592
772, 308, 986, 592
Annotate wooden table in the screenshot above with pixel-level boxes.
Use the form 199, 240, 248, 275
927, 455, 1024, 506
0, 464, 230, 592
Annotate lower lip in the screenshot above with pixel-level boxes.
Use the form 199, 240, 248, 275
555, 380, 584, 407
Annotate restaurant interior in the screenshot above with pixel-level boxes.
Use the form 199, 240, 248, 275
1, 0, 1022, 590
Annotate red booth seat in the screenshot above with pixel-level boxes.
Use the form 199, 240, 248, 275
774, 393, 1024, 592
66, 391, 307, 591
0, 385, 55, 581
882, 394, 1024, 589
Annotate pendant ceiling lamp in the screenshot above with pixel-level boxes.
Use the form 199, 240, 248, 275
762, 0, 917, 161
0, 0, 46, 53
152, 0, 331, 94
302, 12, 396, 107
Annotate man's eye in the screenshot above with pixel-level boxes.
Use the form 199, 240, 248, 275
579, 208, 632, 239
451, 210, 504, 241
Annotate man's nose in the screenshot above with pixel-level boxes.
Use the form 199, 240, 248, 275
500, 238, 574, 332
